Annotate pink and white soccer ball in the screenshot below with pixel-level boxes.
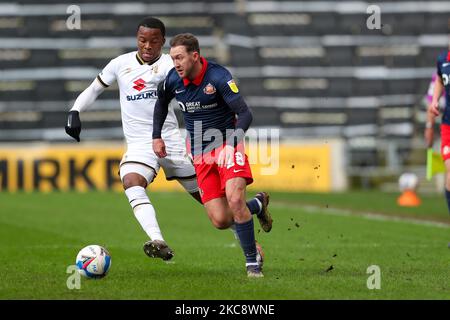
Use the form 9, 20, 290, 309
75, 245, 111, 279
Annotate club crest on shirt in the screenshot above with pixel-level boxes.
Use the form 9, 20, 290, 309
203, 83, 216, 95
227, 79, 239, 93
152, 65, 159, 74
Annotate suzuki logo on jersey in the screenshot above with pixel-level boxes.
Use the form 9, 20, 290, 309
128, 78, 157, 101
132, 78, 146, 91
126, 90, 157, 101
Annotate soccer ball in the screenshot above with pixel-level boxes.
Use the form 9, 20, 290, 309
75, 245, 111, 279
398, 173, 419, 192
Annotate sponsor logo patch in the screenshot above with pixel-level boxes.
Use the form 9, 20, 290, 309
126, 90, 157, 101
133, 78, 146, 91
227, 79, 239, 93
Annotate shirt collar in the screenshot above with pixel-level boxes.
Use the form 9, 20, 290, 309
183, 56, 208, 86
136, 53, 146, 65
136, 52, 162, 66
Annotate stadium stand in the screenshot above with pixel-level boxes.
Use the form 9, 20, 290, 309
0, 0, 449, 170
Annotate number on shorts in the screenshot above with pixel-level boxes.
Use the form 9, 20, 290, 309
235, 152, 245, 166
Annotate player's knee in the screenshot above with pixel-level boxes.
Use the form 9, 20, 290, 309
210, 216, 233, 229
226, 184, 246, 211
226, 194, 246, 214
205, 206, 233, 229
211, 220, 230, 230
122, 173, 147, 190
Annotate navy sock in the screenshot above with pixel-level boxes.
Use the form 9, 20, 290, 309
445, 189, 450, 214
234, 219, 257, 264
246, 198, 262, 216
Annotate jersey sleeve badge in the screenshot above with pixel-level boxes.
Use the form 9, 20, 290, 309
227, 79, 239, 93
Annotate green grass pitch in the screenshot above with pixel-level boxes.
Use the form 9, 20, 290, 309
0, 190, 449, 299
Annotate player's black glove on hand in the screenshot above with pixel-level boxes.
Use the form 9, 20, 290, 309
65, 110, 81, 142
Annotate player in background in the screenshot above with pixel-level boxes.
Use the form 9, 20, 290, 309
152, 33, 273, 277
65, 17, 202, 261
426, 50, 450, 221
424, 72, 446, 148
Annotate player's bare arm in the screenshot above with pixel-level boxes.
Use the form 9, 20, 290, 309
424, 109, 435, 148
429, 75, 444, 117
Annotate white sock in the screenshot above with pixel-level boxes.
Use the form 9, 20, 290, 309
255, 198, 263, 214
133, 205, 164, 241
125, 186, 164, 241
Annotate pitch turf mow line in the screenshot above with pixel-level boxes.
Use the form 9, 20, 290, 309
271, 202, 450, 229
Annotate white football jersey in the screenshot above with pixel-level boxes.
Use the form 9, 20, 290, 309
97, 51, 180, 145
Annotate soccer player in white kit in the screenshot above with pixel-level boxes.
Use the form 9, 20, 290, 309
65, 17, 201, 261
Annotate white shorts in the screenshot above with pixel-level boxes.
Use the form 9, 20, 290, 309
119, 135, 196, 184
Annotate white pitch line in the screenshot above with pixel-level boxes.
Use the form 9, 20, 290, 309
271, 202, 450, 229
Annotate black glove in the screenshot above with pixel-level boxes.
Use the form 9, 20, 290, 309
65, 110, 81, 142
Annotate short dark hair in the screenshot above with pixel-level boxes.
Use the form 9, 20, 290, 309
169, 33, 200, 54
137, 17, 165, 37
